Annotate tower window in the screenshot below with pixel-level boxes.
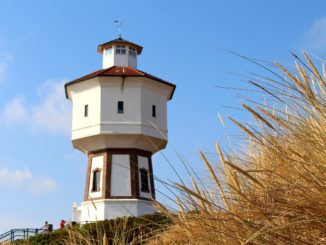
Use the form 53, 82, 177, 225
104, 47, 112, 55
118, 101, 124, 114
152, 105, 156, 118
116, 46, 126, 54
84, 105, 88, 117
92, 169, 101, 192
129, 47, 136, 57
140, 168, 150, 193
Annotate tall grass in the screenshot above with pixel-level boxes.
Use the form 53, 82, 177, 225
14, 214, 170, 245
62, 214, 170, 245
150, 53, 326, 244
19, 53, 325, 245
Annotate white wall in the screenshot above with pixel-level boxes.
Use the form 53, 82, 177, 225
88, 156, 104, 199
99, 77, 169, 138
111, 154, 131, 196
114, 52, 129, 67
69, 76, 173, 153
72, 134, 167, 154
138, 156, 152, 199
69, 78, 101, 140
102, 47, 114, 69
72, 199, 156, 223
141, 82, 168, 137
73, 200, 106, 222
100, 77, 142, 123
102, 45, 137, 69
128, 56, 137, 68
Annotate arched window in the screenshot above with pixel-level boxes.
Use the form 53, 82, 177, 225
92, 169, 101, 192
140, 168, 150, 193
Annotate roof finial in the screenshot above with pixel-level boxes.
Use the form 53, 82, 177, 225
114, 19, 125, 38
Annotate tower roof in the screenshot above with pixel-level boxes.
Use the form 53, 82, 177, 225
65, 66, 176, 100
97, 37, 143, 55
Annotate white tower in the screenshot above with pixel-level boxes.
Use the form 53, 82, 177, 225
65, 37, 176, 222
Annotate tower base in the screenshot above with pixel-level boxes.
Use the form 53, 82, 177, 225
72, 199, 157, 223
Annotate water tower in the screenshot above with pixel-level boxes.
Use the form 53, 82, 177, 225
64, 37, 175, 222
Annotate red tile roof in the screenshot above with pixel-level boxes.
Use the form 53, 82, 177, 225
65, 66, 176, 99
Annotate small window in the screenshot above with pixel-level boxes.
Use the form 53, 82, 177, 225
129, 47, 136, 57
104, 47, 112, 55
118, 101, 124, 114
84, 105, 88, 117
152, 105, 156, 118
140, 168, 150, 193
92, 170, 101, 192
116, 45, 126, 54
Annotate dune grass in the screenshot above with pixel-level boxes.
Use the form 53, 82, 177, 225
13, 213, 170, 245
149, 53, 326, 244
15, 53, 326, 244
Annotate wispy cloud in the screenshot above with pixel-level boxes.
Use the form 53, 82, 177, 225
303, 17, 326, 55
0, 44, 14, 83
0, 63, 6, 82
0, 80, 71, 136
1, 96, 28, 126
0, 166, 59, 194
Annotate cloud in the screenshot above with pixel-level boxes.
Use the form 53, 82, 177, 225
1, 96, 28, 126
29, 176, 59, 194
0, 166, 59, 194
0, 80, 71, 136
31, 80, 71, 134
0, 63, 6, 81
303, 17, 326, 54
0, 49, 14, 83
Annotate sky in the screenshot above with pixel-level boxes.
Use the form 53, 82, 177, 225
0, 0, 325, 232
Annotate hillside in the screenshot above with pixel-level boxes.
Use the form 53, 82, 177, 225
13, 213, 170, 245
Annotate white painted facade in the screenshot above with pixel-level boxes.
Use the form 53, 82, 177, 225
111, 154, 131, 196
102, 45, 137, 69
70, 78, 101, 140
68, 76, 171, 154
88, 156, 104, 199
72, 199, 156, 222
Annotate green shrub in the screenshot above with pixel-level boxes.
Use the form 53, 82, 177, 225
16, 213, 171, 245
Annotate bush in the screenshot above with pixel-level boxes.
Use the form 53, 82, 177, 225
17, 213, 170, 245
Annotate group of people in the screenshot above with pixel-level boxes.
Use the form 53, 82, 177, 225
43, 220, 66, 232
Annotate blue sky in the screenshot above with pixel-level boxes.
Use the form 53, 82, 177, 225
0, 0, 325, 232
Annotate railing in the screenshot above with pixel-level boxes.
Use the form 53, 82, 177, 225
0, 228, 45, 244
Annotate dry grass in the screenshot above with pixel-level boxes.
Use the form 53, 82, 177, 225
63, 220, 133, 245
149, 53, 326, 244
61, 215, 170, 245
16, 53, 325, 245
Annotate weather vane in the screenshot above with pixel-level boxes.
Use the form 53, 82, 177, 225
114, 19, 125, 38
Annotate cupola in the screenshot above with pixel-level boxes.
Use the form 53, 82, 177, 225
97, 37, 143, 69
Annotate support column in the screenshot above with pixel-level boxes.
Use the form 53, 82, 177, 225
130, 151, 140, 198
148, 156, 155, 199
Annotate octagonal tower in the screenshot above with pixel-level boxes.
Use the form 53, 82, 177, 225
65, 37, 175, 222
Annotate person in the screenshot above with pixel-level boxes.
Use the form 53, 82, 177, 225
59, 219, 66, 229
43, 221, 49, 232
